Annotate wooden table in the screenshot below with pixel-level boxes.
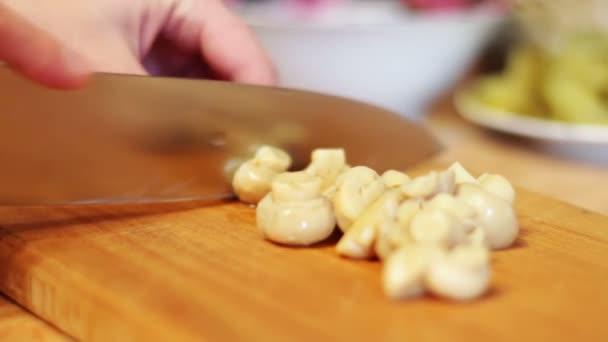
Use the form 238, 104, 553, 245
0, 91, 607, 341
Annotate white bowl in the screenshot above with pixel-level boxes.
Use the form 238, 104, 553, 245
240, 3, 505, 120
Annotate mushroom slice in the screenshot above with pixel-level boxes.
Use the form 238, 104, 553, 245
397, 199, 422, 227
382, 170, 411, 188
232, 160, 281, 204
271, 171, 322, 202
256, 171, 335, 246
437, 169, 456, 195
332, 166, 386, 232
232, 145, 292, 204
409, 206, 468, 249
401, 171, 439, 199
478, 173, 516, 204
305, 148, 348, 191
401, 169, 455, 199
425, 244, 491, 301
424, 193, 477, 233
374, 199, 422, 260
456, 183, 519, 250
336, 188, 403, 259
254, 145, 292, 172
382, 244, 445, 300
448, 162, 477, 185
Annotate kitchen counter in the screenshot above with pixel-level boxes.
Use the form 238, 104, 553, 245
1, 90, 607, 341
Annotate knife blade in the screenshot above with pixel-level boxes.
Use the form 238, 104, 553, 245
0, 66, 441, 206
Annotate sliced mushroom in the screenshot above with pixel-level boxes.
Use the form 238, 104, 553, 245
375, 200, 421, 260
376, 221, 409, 260
397, 199, 422, 227
321, 167, 350, 200
305, 148, 348, 191
401, 171, 439, 199
332, 166, 386, 232
223, 156, 248, 184
409, 206, 468, 249
424, 193, 477, 233
271, 171, 323, 202
456, 183, 519, 250
232, 161, 281, 204
425, 244, 491, 301
438, 169, 456, 194
478, 173, 516, 204
256, 171, 335, 246
401, 170, 455, 199
382, 170, 411, 188
336, 188, 403, 259
448, 162, 477, 185
254, 145, 292, 172
467, 226, 487, 246
232, 145, 292, 204
382, 244, 445, 300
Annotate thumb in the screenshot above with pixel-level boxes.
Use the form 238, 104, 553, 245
0, 4, 91, 89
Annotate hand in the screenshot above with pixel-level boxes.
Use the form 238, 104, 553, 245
0, 0, 276, 88
0, 4, 91, 88
402, 0, 508, 11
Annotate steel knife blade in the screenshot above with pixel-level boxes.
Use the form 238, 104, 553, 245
0, 66, 441, 206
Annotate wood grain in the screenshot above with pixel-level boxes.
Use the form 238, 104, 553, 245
0, 295, 69, 341
1, 69, 608, 340
0, 179, 607, 341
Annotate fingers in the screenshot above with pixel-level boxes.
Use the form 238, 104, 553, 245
162, 0, 276, 85
0, 4, 91, 89
192, 1, 276, 85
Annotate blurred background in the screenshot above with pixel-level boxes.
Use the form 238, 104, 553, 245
224, 0, 608, 132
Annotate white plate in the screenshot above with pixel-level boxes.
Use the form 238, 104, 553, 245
454, 89, 608, 163
454, 89, 608, 145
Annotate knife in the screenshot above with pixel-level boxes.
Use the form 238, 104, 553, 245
0, 66, 441, 206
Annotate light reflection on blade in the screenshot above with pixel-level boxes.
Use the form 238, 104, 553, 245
1, 193, 235, 207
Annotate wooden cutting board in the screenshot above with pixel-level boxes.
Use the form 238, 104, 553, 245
0, 296, 69, 342
0, 163, 607, 342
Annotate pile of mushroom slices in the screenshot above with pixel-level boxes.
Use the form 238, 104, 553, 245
232, 146, 519, 302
